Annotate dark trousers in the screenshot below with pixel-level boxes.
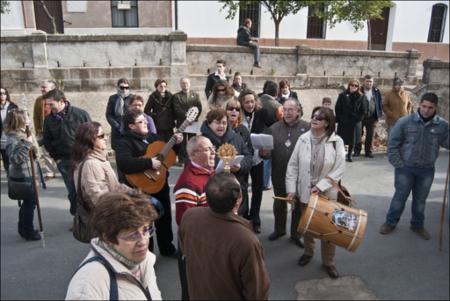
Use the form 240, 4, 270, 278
355, 118, 377, 155
240, 161, 264, 225
18, 196, 37, 233
177, 133, 196, 164
152, 182, 175, 254
177, 240, 189, 300
248, 41, 261, 64
273, 186, 302, 238
1, 149, 9, 175
56, 159, 77, 215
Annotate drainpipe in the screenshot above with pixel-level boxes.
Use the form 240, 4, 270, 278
21, 0, 28, 28
174, 0, 178, 30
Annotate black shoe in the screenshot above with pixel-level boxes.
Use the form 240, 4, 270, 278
70, 202, 77, 216
290, 236, 304, 248
323, 265, 339, 279
18, 222, 25, 238
253, 223, 261, 234
353, 153, 361, 157
297, 254, 312, 266
365, 153, 374, 158
268, 232, 286, 241
346, 155, 353, 162
160, 243, 177, 257
253, 63, 262, 68
23, 230, 41, 241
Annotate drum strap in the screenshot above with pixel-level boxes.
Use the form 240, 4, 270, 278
325, 176, 354, 205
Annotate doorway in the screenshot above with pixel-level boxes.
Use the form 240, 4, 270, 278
369, 7, 390, 50
34, 0, 64, 33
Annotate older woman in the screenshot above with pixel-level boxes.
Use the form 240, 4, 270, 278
1, 87, 18, 173
286, 106, 345, 279
335, 79, 367, 162
72, 122, 137, 242
5, 109, 41, 241
66, 192, 162, 300
207, 80, 235, 110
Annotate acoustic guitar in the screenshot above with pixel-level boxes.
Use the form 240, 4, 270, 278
125, 107, 199, 194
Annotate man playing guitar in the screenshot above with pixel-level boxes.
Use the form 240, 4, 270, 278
115, 109, 183, 256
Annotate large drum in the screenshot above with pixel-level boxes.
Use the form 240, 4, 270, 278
297, 193, 368, 252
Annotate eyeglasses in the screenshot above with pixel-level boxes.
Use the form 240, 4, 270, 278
119, 86, 130, 90
0, 92, 6, 95
227, 107, 240, 111
97, 134, 106, 139
350, 84, 359, 87
312, 114, 325, 121
118, 226, 154, 242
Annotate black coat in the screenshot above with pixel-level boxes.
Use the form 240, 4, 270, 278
237, 25, 252, 46
42, 104, 91, 160
335, 91, 367, 145
105, 93, 134, 149
144, 91, 175, 132
200, 121, 253, 175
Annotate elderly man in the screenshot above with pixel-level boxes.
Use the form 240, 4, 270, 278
174, 135, 215, 300
380, 93, 449, 240
382, 77, 414, 135
268, 99, 309, 246
42, 89, 91, 215
179, 173, 270, 300
172, 77, 203, 164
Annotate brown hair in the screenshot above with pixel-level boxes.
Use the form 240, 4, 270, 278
4, 108, 27, 134
91, 192, 158, 245
238, 89, 262, 112
72, 121, 102, 166
311, 106, 336, 138
1, 87, 13, 103
211, 80, 234, 98
154, 79, 167, 89
129, 94, 145, 105
225, 98, 243, 124
322, 97, 332, 104
206, 108, 228, 124
243, 18, 252, 26
346, 79, 363, 96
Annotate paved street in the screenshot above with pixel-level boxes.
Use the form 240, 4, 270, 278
1, 151, 449, 300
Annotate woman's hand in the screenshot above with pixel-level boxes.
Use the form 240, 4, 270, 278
230, 163, 241, 173
310, 186, 321, 194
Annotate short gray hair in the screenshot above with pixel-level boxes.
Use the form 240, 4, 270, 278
180, 77, 190, 83
186, 136, 209, 157
41, 79, 56, 89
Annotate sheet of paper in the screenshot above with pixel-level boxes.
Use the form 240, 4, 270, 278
215, 155, 244, 173
250, 133, 273, 150
183, 121, 201, 134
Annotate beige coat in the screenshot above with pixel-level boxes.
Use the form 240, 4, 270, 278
285, 131, 346, 204
73, 149, 135, 207
66, 238, 162, 300
382, 89, 413, 127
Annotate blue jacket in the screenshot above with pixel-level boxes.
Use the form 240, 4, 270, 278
363, 87, 383, 120
388, 112, 449, 168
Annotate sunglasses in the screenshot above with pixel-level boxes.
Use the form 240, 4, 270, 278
350, 84, 359, 87
312, 114, 325, 121
97, 134, 106, 139
227, 107, 240, 111
118, 226, 154, 242
119, 86, 130, 90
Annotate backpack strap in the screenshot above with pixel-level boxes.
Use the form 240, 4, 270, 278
72, 255, 118, 300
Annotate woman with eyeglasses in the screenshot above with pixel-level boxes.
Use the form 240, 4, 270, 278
4, 108, 41, 241
72, 121, 137, 242
1, 87, 18, 173
286, 106, 346, 279
207, 80, 235, 110
66, 192, 162, 300
144, 78, 175, 143
200, 108, 253, 195
335, 79, 367, 162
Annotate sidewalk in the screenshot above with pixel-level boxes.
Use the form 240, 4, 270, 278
1, 151, 449, 300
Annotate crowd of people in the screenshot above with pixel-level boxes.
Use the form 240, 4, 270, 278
1, 48, 448, 299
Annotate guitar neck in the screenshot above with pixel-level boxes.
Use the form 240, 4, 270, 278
159, 118, 192, 158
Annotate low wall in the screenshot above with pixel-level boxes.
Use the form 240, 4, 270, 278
420, 59, 449, 120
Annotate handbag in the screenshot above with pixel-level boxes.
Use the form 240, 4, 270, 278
72, 161, 94, 243
8, 177, 35, 200
325, 176, 353, 207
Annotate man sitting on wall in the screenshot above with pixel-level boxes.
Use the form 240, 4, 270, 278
237, 18, 262, 68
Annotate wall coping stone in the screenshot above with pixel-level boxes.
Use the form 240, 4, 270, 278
1, 32, 187, 43
187, 44, 297, 55
423, 58, 450, 69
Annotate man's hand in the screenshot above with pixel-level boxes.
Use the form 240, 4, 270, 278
174, 133, 183, 144
286, 192, 297, 205
151, 158, 162, 170
310, 186, 321, 194
230, 163, 241, 173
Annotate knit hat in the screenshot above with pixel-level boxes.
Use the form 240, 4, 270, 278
393, 78, 404, 86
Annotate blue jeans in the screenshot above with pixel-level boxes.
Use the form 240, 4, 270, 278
385, 166, 435, 229
57, 159, 77, 215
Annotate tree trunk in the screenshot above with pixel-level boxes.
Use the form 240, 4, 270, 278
274, 20, 280, 47
367, 19, 372, 50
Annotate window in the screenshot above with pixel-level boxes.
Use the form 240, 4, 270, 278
111, 0, 138, 27
428, 4, 447, 42
239, 2, 260, 37
307, 4, 326, 39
